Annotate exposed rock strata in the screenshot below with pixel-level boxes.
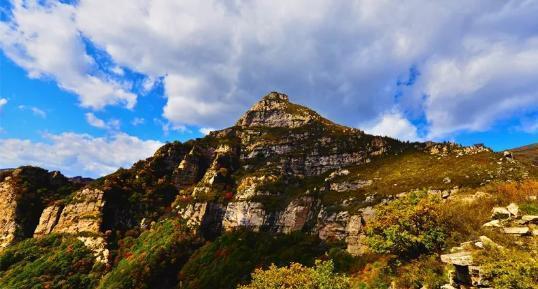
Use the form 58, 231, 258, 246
34, 204, 63, 237
0, 167, 75, 250
0, 179, 19, 249
52, 188, 105, 235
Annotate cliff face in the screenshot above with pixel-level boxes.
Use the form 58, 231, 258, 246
0, 92, 530, 259
0, 167, 77, 250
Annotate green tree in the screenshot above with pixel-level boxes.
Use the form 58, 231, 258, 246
238, 260, 351, 289
365, 191, 447, 258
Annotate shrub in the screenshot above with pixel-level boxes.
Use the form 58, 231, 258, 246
97, 219, 200, 289
520, 201, 538, 215
238, 260, 351, 289
0, 234, 103, 289
179, 230, 327, 289
392, 255, 446, 289
365, 191, 447, 258
476, 245, 538, 289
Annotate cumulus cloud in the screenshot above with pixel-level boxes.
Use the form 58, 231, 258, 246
85, 112, 120, 130
73, 0, 538, 135
363, 110, 420, 141
0, 98, 7, 109
414, 39, 538, 138
1, 0, 538, 139
0, 1, 136, 109
0, 132, 163, 177
85, 112, 106, 128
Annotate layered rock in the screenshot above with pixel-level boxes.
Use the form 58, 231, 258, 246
0, 167, 75, 250
276, 196, 318, 234
236, 92, 319, 129
178, 196, 374, 255
52, 188, 105, 235
222, 202, 266, 232
0, 178, 19, 249
34, 204, 63, 237
192, 144, 238, 198
172, 145, 211, 187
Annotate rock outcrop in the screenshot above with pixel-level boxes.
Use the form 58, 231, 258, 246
0, 178, 19, 249
276, 196, 318, 234
236, 92, 318, 129
0, 167, 76, 250
222, 202, 266, 232
52, 188, 105, 235
177, 196, 374, 256
34, 204, 63, 237
483, 202, 538, 237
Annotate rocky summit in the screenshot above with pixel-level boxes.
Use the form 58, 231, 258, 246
0, 92, 536, 289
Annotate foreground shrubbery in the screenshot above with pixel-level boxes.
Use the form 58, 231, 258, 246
476, 245, 538, 289
179, 230, 328, 289
360, 181, 538, 288
0, 234, 103, 289
97, 219, 200, 289
365, 191, 447, 258
239, 260, 351, 289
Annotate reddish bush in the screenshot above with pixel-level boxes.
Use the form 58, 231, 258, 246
224, 192, 234, 201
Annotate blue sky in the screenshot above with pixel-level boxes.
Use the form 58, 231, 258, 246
0, 0, 537, 177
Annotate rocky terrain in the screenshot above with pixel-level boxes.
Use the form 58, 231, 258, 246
0, 92, 536, 289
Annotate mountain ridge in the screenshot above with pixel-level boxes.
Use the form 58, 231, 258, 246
0, 92, 536, 289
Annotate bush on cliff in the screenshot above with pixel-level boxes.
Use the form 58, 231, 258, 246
0, 234, 103, 289
365, 191, 447, 258
179, 230, 328, 289
96, 219, 200, 289
476, 245, 538, 289
238, 260, 351, 289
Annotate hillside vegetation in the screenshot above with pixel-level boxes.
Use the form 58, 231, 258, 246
0, 93, 536, 288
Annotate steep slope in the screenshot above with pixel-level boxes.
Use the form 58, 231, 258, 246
0, 167, 81, 250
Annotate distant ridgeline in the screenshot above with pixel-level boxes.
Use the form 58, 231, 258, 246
0, 92, 536, 289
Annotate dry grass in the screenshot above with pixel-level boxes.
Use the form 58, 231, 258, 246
484, 179, 538, 204
440, 179, 538, 246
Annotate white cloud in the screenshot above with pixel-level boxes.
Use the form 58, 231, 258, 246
110, 66, 125, 76
0, 132, 163, 177
85, 112, 120, 130
363, 110, 420, 141
1, 0, 538, 139
414, 39, 538, 138
85, 112, 106, 128
162, 74, 237, 126
153, 118, 189, 136
0, 98, 7, 109
18, 105, 46, 118
0, 1, 136, 109
199, 127, 214, 135
72, 0, 538, 135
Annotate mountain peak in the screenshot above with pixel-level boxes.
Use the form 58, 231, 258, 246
261, 91, 289, 102
235, 92, 321, 129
